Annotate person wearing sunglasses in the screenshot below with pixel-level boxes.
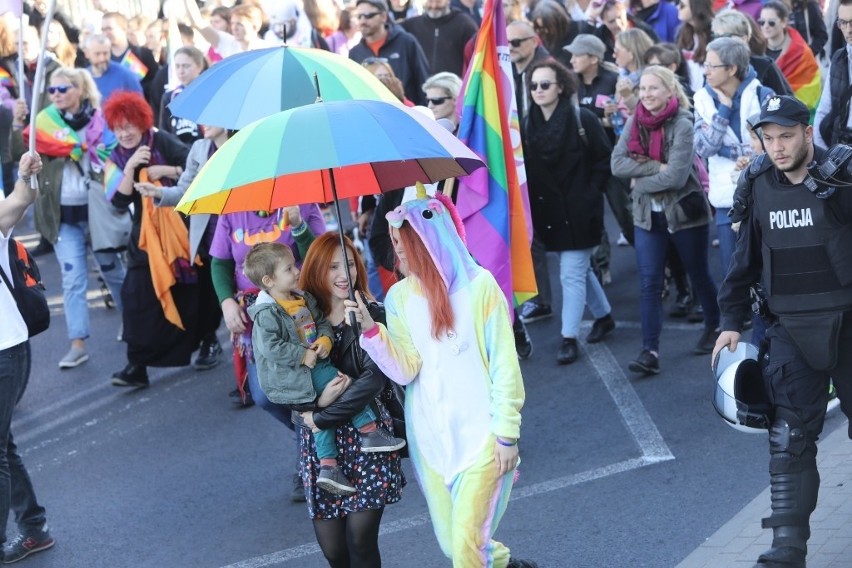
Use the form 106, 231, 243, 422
529, 0, 579, 70
524, 59, 615, 365
507, 20, 549, 125
814, 0, 852, 148
348, 0, 431, 106
11, 67, 127, 371
400, 0, 477, 78
757, 2, 822, 114
710, 9, 794, 98
422, 72, 462, 129
612, 65, 718, 375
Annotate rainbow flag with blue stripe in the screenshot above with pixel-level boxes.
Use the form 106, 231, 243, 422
455, 0, 536, 310
103, 161, 124, 200
0, 67, 15, 91
121, 50, 148, 79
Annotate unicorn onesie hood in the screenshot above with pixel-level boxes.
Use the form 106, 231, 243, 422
361, 187, 525, 483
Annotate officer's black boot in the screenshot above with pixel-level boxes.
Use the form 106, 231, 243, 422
754, 409, 819, 568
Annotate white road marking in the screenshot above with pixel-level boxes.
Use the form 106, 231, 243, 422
219, 335, 675, 567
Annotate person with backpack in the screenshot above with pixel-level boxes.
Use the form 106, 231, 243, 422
523, 58, 616, 365
0, 152, 56, 564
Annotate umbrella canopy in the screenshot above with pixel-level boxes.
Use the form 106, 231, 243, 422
168, 46, 399, 130
176, 99, 484, 215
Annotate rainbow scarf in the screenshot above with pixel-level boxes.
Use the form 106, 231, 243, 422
455, 0, 536, 310
776, 28, 821, 115
24, 104, 117, 165
121, 49, 148, 79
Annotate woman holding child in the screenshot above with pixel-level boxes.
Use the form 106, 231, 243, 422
293, 232, 406, 567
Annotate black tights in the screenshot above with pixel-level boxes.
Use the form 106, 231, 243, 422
313, 508, 384, 568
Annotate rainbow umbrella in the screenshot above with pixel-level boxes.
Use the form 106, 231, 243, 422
175, 99, 483, 215
168, 46, 398, 130
176, 99, 484, 299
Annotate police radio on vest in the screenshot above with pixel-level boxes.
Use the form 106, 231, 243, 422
769, 208, 814, 229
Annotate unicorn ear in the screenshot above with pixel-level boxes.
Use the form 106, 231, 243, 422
415, 181, 427, 200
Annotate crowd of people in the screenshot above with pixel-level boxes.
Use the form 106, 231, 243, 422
0, 0, 851, 566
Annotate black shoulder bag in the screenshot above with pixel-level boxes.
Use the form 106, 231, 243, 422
0, 238, 50, 337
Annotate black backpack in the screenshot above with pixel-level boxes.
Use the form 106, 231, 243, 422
0, 238, 50, 337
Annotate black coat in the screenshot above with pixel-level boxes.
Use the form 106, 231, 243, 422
312, 302, 392, 431
402, 9, 478, 77
525, 101, 612, 252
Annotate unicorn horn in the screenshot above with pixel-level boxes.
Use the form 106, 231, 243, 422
415, 181, 427, 199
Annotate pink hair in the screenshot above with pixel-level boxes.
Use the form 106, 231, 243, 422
435, 192, 465, 244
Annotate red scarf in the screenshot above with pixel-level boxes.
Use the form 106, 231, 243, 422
626, 97, 680, 163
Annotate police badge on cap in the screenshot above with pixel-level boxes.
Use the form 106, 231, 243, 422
753, 95, 811, 129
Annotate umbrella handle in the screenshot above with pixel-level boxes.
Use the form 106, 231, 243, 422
313, 72, 322, 104
328, 169, 359, 331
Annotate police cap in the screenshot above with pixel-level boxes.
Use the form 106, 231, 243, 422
753, 95, 810, 129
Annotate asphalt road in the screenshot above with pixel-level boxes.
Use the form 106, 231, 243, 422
8, 210, 845, 568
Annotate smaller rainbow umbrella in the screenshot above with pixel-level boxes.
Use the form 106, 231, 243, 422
168, 46, 398, 130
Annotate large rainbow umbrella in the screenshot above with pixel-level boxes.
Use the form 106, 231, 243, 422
175, 99, 484, 299
168, 46, 398, 129
175, 99, 484, 215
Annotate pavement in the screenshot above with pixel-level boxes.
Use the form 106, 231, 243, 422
677, 413, 852, 568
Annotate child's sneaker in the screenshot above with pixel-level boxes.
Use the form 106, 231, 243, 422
3, 523, 55, 563
316, 466, 356, 496
360, 429, 406, 453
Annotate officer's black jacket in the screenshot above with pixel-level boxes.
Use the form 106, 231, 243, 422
718, 146, 852, 332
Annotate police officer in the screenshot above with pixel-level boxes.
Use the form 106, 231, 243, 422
714, 95, 852, 568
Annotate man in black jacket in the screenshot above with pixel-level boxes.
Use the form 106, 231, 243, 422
349, 0, 432, 105
402, 0, 478, 77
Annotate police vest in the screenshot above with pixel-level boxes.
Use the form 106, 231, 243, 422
753, 172, 852, 315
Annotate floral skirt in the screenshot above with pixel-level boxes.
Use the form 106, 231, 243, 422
297, 400, 406, 520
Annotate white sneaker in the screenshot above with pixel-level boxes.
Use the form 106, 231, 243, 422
117, 323, 123, 342
617, 233, 629, 246
59, 346, 89, 369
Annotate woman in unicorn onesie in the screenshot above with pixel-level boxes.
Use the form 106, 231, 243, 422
347, 187, 537, 568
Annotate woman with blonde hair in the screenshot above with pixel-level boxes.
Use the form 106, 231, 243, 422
612, 65, 719, 375
422, 72, 462, 128
610, 28, 655, 117
13, 67, 126, 369
47, 21, 76, 68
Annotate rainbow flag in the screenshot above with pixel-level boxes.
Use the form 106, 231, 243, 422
121, 50, 148, 79
103, 161, 124, 200
0, 66, 15, 91
455, 0, 536, 310
777, 28, 821, 117
24, 105, 118, 164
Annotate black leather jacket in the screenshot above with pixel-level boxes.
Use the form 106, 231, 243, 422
307, 302, 389, 431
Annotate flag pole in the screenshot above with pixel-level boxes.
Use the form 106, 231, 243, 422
16, 6, 24, 102
27, 0, 57, 189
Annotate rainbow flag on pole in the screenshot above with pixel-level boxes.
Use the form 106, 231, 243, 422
455, 0, 536, 310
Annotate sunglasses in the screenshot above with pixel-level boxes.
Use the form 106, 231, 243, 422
508, 37, 534, 48
48, 84, 73, 94
530, 80, 554, 91
426, 96, 451, 105
356, 11, 381, 20
757, 19, 778, 27
362, 56, 389, 66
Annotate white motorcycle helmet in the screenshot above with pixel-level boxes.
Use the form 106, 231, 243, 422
713, 342, 771, 433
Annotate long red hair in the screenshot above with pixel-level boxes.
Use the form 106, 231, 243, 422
397, 223, 454, 339
299, 232, 370, 316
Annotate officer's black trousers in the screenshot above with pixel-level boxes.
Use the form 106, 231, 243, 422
761, 312, 852, 553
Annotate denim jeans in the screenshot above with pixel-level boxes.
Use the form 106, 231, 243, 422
0, 342, 47, 545
559, 248, 611, 338
634, 213, 720, 353
715, 208, 737, 280
54, 221, 126, 340
361, 242, 385, 302
246, 361, 295, 431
